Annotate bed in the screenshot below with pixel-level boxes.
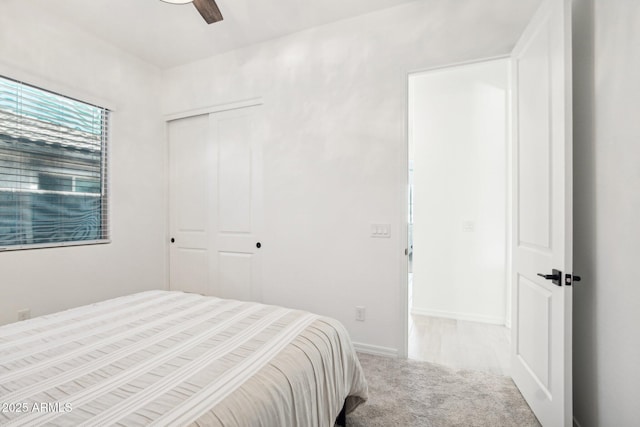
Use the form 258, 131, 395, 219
0, 291, 368, 426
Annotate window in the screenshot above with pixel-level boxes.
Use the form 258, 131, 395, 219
0, 76, 109, 250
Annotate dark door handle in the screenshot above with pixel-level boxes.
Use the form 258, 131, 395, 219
256, 242, 261, 249
537, 269, 562, 286
537, 273, 560, 280
170, 238, 175, 243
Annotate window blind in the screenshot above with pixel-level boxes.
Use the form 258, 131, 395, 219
0, 75, 109, 250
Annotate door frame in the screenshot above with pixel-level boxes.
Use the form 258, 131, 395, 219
164, 97, 264, 293
400, 55, 512, 358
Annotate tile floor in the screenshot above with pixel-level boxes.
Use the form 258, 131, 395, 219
408, 314, 511, 376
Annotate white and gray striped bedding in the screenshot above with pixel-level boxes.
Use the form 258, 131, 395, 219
0, 291, 368, 426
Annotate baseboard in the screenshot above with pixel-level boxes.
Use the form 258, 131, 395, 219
411, 307, 506, 326
573, 416, 583, 427
353, 342, 398, 358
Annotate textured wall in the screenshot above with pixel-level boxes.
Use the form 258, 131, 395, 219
0, 1, 168, 325
163, 0, 539, 354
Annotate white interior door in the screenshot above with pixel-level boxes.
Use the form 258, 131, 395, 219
510, 0, 573, 426
209, 107, 264, 302
168, 104, 263, 302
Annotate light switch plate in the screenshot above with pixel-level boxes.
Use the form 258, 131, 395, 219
462, 221, 475, 232
371, 224, 391, 238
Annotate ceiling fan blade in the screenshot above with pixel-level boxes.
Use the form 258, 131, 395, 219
193, 0, 223, 24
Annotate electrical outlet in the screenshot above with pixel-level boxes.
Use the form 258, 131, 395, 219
355, 306, 366, 322
17, 309, 31, 321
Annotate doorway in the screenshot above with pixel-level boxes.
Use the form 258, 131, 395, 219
407, 58, 511, 375
403, 3, 574, 423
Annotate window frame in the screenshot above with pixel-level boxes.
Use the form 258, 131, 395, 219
0, 75, 111, 252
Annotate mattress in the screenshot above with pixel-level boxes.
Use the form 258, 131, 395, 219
0, 291, 368, 426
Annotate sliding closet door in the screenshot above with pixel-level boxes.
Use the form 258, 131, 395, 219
209, 107, 264, 302
168, 114, 211, 295
168, 105, 263, 302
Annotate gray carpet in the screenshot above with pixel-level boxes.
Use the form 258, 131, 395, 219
345, 353, 540, 427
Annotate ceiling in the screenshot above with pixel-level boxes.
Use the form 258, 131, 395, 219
29, 0, 419, 69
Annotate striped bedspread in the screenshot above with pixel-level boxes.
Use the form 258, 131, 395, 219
0, 291, 368, 426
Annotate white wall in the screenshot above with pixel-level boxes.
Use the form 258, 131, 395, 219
572, 0, 640, 425
410, 59, 508, 325
163, 0, 538, 354
0, 1, 167, 326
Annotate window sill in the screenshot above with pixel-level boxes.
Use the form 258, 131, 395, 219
0, 239, 111, 252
